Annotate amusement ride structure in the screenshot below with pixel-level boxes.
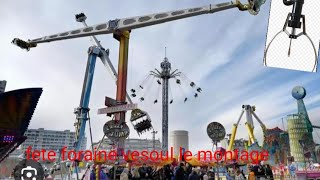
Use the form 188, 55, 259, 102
227, 105, 266, 151
289, 86, 320, 163
224, 86, 320, 168
11, 0, 266, 179
130, 50, 201, 153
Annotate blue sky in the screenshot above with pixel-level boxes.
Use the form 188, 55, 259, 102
1, 0, 319, 153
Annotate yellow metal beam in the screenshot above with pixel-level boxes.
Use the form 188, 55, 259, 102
245, 122, 256, 144
227, 124, 238, 151
95, 164, 100, 180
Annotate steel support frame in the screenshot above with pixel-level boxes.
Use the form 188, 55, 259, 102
113, 30, 130, 156
73, 46, 101, 179
162, 77, 169, 153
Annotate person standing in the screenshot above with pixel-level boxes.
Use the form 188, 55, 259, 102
226, 171, 233, 180
248, 166, 255, 180
100, 167, 108, 180
164, 164, 173, 180
131, 167, 140, 180
235, 169, 245, 180
175, 163, 186, 180
288, 162, 296, 179
188, 168, 200, 180
254, 163, 266, 180
120, 168, 129, 180
264, 164, 274, 180
139, 163, 149, 179
185, 163, 193, 178
208, 171, 215, 180
203, 171, 209, 180
89, 165, 96, 180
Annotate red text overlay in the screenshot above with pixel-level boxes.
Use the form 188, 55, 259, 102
25, 146, 268, 164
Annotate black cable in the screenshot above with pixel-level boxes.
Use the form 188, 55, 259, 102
154, 80, 161, 103
142, 76, 155, 101
135, 74, 151, 96
174, 77, 187, 102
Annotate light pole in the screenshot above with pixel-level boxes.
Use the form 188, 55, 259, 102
213, 141, 220, 180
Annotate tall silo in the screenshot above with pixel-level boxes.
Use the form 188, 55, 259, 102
169, 130, 189, 157
287, 114, 308, 163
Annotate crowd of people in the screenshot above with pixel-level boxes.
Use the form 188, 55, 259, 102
225, 162, 274, 180
10, 155, 275, 180
87, 161, 275, 180
88, 162, 216, 180
246, 163, 274, 180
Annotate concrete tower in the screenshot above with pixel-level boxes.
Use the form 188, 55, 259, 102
169, 130, 189, 157
287, 114, 309, 163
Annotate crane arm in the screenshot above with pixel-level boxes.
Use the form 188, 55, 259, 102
12, 0, 264, 50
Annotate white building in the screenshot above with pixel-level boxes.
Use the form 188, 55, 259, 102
93, 138, 161, 153
169, 130, 189, 157
12, 128, 87, 158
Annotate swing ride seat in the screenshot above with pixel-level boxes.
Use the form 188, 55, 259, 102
130, 109, 148, 122
130, 108, 153, 135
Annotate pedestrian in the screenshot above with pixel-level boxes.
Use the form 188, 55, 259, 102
257, 162, 266, 180
186, 163, 193, 178
90, 166, 96, 180
288, 162, 296, 178
120, 168, 129, 180
131, 167, 140, 180
235, 169, 245, 180
175, 163, 186, 180
139, 163, 149, 179
203, 171, 209, 180
226, 170, 233, 180
248, 166, 255, 180
208, 171, 215, 180
188, 168, 200, 180
164, 164, 174, 180
100, 166, 108, 180
241, 169, 246, 179
264, 164, 274, 180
